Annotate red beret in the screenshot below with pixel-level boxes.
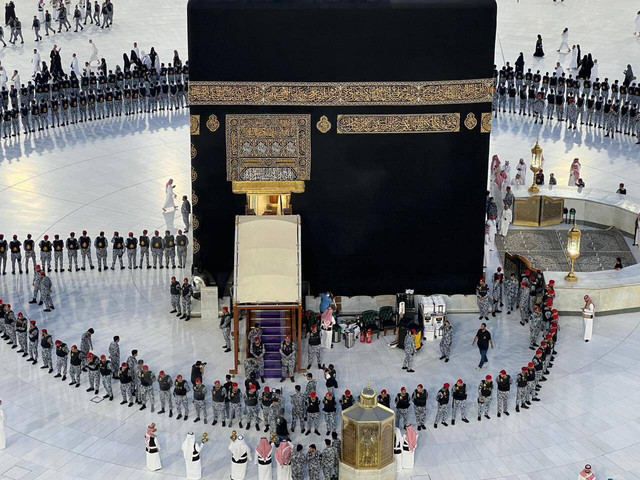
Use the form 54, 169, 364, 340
264, 387, 270, 392
500, 370, 506, 375
528, 362, 534, 367
485, 375, 492, 380
443, 383, 450, 389
521, 366, 527, 371
345, 389, 351, 395
310, 392, 316, 398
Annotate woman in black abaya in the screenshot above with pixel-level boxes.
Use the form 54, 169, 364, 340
533, 35, 544, 57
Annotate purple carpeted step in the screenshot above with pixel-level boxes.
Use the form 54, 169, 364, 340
262, 326, 286, 335
264, 344, 280, 352
265, 351, 280, 359
265, 359, 282, 368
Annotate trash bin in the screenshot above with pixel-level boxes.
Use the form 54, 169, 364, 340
344, 331, 356, 348
333, 326, 342, 344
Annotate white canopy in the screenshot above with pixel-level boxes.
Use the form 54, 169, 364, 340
234, 215, 301, 304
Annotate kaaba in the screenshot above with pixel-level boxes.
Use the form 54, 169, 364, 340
188, 0, 497, 296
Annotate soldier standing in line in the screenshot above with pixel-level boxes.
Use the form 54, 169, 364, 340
567, 96, 579, 129
98, 355, 113, 400
402, 329, 416, 373
491, 274, 502, 317
180, 278, 193, 321
9, 234, 22, 274
290, 385, 305, 433
169, 276, 181, 315
212, 380, 227, 426
119, 362, 134, 406
241, 384, 258, 431
305, 391, 321, 436
280, 335, 296, 383
94, 231, 108, 271
394, 387, 410, 428
181, 195, 191, 232
163, 230, 176, 268
228, 382, 243, 428
321, 439, 338, 480
70, 93, 79, 124
52, 234, 64, 272
158, 370, 173, 418
220, 306, 232, 353
0, 235, 7, 275
3, 304, 16, 347
451, 378, 469, 425
69, 345, 82, 388
528, 305, 542, 350
135, 359, 145, 404
433, 383, 450, 428
250, 336, 265, 382
477, 375, 494, 421
476, 278, 489, 320
176, 230, 188, 268
20, 101, 31, 134
411, 384, 428, 430
27, 320, 39, 364
15, 313, 28, 356
111, 231, 125, 269
108, 336, 120, 379
66, 232, 79, 272
23, 234, 36, 273
519, 282, 530, 325
291, 444, 305, 480
518, 87, 528, 115
322, 391, 337, 436
40, 271, 54, 312
496, 369, 511, 417
526, 362, 539, 403
533, 92, 545, 124
504, 273, 518, 315
78, 230, 94, 270
80, 328, 94, 371
307, 323, 322, 370
260, 387, 273, 433
174, 374, 189, 420
139, 365, 156, 412
151, 230, 164, 268
139, 230, 151, 269
40, 328, 53, 373
86, 353, 100, 394
54, 340, 69, 381
125, 232, 137, 269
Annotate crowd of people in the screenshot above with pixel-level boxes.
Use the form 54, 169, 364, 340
0, 42, 188, 137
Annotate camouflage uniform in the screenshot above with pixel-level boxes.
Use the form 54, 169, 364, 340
411, 388, 428, 427
308, 450, 322, 480
174, 379, 189, 418
40, 275, 54, 310
476, 283, 489, 318
220, 313, 232, 349
477, 380, 493, 418
5, 309, 16, 345
291, 450, 306, 480
519, 285, 530, 325
290, 390, 305, 431
41, 332, 53, 370
108, 341, 120, 379
181, 282, 193, 318
87, 357, 100, 392
250, 340, 265, 378
307, 327, 322, 368
306, 396, 320, 432
402, 332, 416, 370
111, 235, 125, 269
120, 367, 134, 404
497, 374, 511, 415
80, 331, 93, 369
39, 239, 52, 271
28, 325, 39, 361
157, 374, 173, 413
504, 277, 519, 313
516, 371, 528, 408
9, 238, 22, 273
394, 391, 410, 428
193, 383, 207, 421
451, 383, 468, 422
66, 236, 79, 271
176, 233, 188, 268
140, 369, 157, 411
567, 99, 579, 129
244, 390, 259, 427
434, 388, 450, 427
280, 339, 297, 380
23, 238, 36, 272
321, 445, 338, 480
170, 280, 181, 314
99, 359, 113, 398
138, 233, 150, 268
529, 311, 541, 348
267, 402, 280, 434
69, 351, 82, 385
323, 395, 337, 433
55, 342, 69, 377
163, 233, 176, 268
151, 234, 164, 268
31, 269, 42, 303
79, 234, 94, 269
212, 385, 227, 424
228, 388, 243, 427
53, 239, 64, 271
94, 235, 108, 270
16, 317, 28, 353
439, 324, 452, 360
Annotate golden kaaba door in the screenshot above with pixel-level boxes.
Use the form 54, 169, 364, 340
514, 195, 563, 227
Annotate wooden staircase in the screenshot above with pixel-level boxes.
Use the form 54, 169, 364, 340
246, 309, 295, 378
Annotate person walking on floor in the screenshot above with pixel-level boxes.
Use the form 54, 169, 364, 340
472, 323, 493, 370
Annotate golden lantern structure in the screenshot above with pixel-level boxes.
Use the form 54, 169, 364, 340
565, 220, 582, 282
528, 141, 543, 193
340, 384, 396, 480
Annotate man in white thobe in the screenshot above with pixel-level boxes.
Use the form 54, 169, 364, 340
401, 424, 418, 469
394, 427, 402, 471
516, 159, 527, 184
275, 440, 292, 480
88, 39, 99, 66
32, 49, 41, 77
254, 437, 273, 480
70, 53, 81, 77
581, 296, 595, 342
230, 435, 252, 480
500, 205, 512, 237
182, 433, 202, 479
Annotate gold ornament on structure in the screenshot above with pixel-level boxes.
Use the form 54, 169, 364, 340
191, 167, 197, 182
193, 215, 199, 231
336, 113, 460, 134
189, 79, 494, 106
190, 115, 200, 135
193, 237, 200, 254
192, 191, 198, 206
206, 114, 220, 132
316, 115, 331, 133
191, 143, 197, 159
480, 113, 492, 133
464, 112, 477, 130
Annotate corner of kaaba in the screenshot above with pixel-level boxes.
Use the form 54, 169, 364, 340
188, 0, 497, 296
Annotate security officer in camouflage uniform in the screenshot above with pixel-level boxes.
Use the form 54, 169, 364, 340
94, 231, 108, 271
228, 382, 243, 427
157, 371, 173, 417
291, 444, 305, 480
451, 378, 469, 425
39, 234, 52, 272
119, 363, 134, 406
9, 235, 22, 274
307, 323, 322, 370
140, 365, 156, 411
108, 336, 120, 379
66, 232, 79, 272
280, 335, 296, 382
307, 444, 322, 480
528, 305, 542, 349
290, 385, 305, 433
519, 282, 530, 325
0, 234, 7, 275
322, 391, 337, 435
526, 363, 539, 403
163, 230, 176, 268
305, 391, 321, 436
566, 95, 579, 130
477, 375, 494, 421
321, 439, 338, 480
268, 396, 281, 435
111, 231, 125, 269
79, 230, 94, 270
52, 234, 64, 272
220, 306, 232, 352
411, 384, 428, 430
99, 354, 113, 400
533, 92, 545, 124
15, 313, 28, 355
40, 328, 53, 373
402, 329, 416, 372
138, 230, 150, 268
23, 234, 36, 273
180, 278, 193, 321
69, 345, 83, 387
125, 232, 138, 269
3, 304, 16, 346
151, 230, 164, 268
250, 336, 266, 382
434, 383, 450, 428
504, 273, 518, 314
211, 379, 227, 426
39, 271, 54, 312
261, 387, 273, 432
28, 320, 39, 363
496, 369, 511, 417
394, 387, 410, 428
181, 195, 191, 232
54, 340, 69, 380
192, 377, 207, 422
80, 328, 94, 370
174, 374, 189, 420
476, 278, 489, 320
169, 276, 181, 315
176, 230, 189, 268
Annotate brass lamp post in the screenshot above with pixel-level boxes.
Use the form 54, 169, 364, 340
529, 141, 543, 193
565, 220, 582, 282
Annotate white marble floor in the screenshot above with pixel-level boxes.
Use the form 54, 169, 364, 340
1, 0, 640, 479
